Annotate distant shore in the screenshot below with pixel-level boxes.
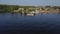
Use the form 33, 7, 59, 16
0, 4, 60, 13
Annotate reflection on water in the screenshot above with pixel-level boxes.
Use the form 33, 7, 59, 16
0, 12, 60, 34
15, 11, 60, 16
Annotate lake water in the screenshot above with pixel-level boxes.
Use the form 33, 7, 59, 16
0, 12, 60, 34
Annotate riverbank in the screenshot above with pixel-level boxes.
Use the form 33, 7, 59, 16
0, 4, 60, 13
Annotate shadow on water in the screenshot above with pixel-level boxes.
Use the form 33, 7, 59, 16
0, 12, 60, 34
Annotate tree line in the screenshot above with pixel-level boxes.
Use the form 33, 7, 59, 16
0, 4, 35, 13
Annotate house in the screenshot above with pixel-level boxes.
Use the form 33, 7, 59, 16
18, 8, 24, 10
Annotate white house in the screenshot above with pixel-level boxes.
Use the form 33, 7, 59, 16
18, 8, 24, 10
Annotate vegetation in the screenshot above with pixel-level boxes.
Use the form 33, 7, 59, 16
0, 4, 60, 13
0, 4, 36, 13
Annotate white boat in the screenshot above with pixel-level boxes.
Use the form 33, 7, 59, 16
26, 13, 34, 16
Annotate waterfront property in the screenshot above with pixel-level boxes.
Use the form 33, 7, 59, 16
0, 5, 60, 13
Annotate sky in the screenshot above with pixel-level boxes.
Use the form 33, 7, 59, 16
0, 0, 60, 6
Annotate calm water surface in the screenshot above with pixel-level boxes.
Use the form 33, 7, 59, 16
0, 13, 60, 34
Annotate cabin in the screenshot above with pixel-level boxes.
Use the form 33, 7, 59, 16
13, 8, 24, 13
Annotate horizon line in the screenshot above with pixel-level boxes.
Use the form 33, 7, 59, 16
0, 4, 60, 6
